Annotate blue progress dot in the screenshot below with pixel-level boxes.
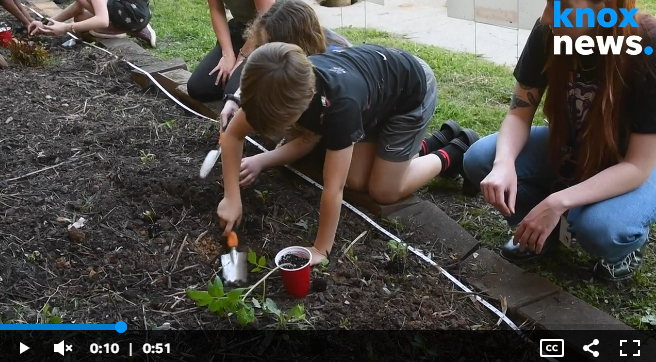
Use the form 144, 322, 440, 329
115, 321, 127, 333
645, 46, 653, 55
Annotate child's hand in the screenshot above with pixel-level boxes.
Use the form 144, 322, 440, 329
220, 100, 238, 129
209, 54, 236, 87
27, 20, 44, 36
239, 156, 264, 187
306, 246, 328, 266
216, 198, 242, 236
41, 20, 70, 36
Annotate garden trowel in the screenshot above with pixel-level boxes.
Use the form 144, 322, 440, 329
221, 231, 248, 284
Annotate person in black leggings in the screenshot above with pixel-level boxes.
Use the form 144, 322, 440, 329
186, 0, 276, 102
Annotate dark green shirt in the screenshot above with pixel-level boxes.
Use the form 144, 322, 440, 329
223, 0, 275, 25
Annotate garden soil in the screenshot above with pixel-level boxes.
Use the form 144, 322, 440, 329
0, 15, 542, 360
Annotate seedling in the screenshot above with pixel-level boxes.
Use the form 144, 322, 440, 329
139, 150, 155, 164
158, 119, 176, 130
346, 247, 357, 263
40, 303, 63, 324
261, 298, 311, 330
9, 39, 50, 67
142, 210, 155, 223
25, 251, 40, 263
81, 195, 94, 213
247, 249, 268, 273
254, 189, 269, 204
387, 240, 408, 262
295, 219, 309, 230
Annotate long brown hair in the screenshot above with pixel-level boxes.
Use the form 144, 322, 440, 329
543, 0, 655, 181
248, 0, 327, 55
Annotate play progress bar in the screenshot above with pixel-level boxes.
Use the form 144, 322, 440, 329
0, 321, 127, 332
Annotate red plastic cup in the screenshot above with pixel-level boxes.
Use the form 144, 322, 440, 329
275, 246, 311, 298
0, 28, 12, 48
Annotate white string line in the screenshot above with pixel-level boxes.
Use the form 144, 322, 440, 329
26, 7, 560, 351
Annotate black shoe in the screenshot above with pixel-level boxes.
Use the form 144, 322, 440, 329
593, 243, 647, 282
499, 228, 559, 262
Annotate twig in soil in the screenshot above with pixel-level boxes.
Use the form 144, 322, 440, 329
3, 153, 96, 182
341, 230, 367, 256
171, 234, 189, 273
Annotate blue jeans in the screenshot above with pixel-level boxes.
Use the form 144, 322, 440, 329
462, 126, 656, 263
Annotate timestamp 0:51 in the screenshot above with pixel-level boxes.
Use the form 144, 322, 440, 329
89, 342, 171, 355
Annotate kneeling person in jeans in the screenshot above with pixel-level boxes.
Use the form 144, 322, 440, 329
28, 0, 156, 48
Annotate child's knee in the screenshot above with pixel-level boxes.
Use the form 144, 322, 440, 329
368, 185, 401, 205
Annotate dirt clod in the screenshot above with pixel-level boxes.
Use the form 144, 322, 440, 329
68, 228, 85, 243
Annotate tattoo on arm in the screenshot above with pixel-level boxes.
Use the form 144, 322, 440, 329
510, 94, 531, 109
509, 88, 543, 110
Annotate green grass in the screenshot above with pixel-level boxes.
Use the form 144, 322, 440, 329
148, 0, 655, 330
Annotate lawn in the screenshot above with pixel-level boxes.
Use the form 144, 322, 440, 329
147, 0, 656, 329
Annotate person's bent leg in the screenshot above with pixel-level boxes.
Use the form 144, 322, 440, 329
224, 60, 245, 95
344, 141, 378, 193
462, 126, 559, 261
109, 0, 156, 48
567, 166, 656, 281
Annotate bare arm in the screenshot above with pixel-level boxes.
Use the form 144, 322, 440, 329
208, 0, 234, 56
221, 109, 253, 201
494, 82, 544, 166
52, 0, 110, 30
236, 0, 275, 61
552, 133, 656, 211
255, 133, 321, 169
313, 146, 354, 256
2, 0, 31, 26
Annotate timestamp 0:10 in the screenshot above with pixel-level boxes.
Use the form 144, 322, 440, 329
89, 342, 171, 355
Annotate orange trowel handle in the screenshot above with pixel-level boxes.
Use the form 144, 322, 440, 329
227, 231, 238, 248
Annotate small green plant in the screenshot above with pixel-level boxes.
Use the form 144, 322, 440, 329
247, 249, 268, 273
186, 277, 255, 325
40, 303, 63, 324
25, 250, 40, 263
142, 210, 155, 222
261, 298, 311, 330
295, 219, 309, 230
159, 119, 176, 130
81, 195, 94, 213
140, 150, 155, 164
387, 240, 408, 262
346, 247, 358, 263
254, 189, 269, 204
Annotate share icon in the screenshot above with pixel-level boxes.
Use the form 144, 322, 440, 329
583, 339, 600, 358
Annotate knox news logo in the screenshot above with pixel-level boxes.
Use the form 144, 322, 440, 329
552, 1, 653, 56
